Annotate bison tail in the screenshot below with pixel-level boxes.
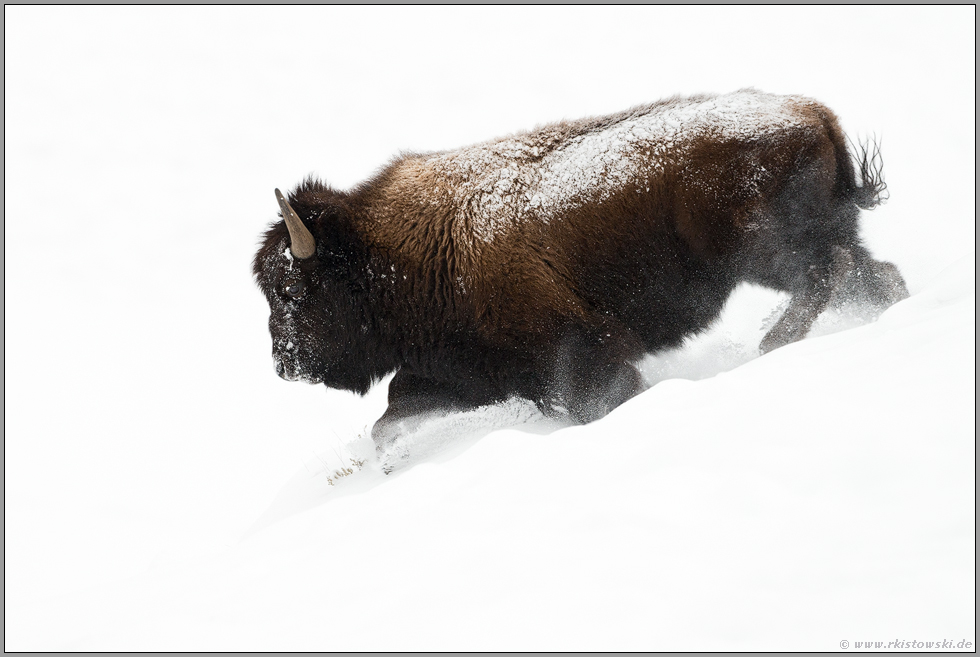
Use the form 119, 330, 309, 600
846, 134, 888, 210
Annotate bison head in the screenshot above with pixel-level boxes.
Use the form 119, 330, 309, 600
253, 183, 390, 395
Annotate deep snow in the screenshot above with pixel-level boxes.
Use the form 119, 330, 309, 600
4, 6, 975, 651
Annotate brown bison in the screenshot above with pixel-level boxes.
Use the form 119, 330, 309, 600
253, 89, 908, 447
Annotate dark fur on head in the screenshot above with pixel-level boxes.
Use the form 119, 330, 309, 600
253, 180, 390, 395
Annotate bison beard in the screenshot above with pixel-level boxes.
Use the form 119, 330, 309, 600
253, 90, 908, 450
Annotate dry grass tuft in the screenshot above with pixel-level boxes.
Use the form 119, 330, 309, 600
325, 456, 366, 486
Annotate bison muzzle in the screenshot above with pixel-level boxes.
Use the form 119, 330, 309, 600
253, 90, 908, 449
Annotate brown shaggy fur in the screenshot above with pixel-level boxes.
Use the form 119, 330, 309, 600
253, 89, 908, 447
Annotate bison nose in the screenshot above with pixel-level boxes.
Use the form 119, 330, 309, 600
275, 359, 286, 378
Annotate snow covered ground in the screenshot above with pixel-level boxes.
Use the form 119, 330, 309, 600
5, 6, 975, 651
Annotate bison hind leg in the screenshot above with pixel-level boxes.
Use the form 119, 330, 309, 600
544, 325, 646, 425
830, 248, 909, 313
759, 245, 909, 355
760, 246, 855, 355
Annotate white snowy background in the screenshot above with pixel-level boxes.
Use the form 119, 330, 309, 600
5, 6, 975, 651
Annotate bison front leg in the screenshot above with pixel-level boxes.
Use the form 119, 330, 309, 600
760, 246, 855, 354
544, 325, 646, 425
371, 370, 503, 450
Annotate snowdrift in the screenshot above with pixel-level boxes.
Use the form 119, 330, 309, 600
11, 256, 974, 651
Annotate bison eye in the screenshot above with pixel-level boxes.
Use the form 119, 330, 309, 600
284, 279, 306, 299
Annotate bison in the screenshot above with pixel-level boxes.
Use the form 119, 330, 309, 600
253, 89, 908, 448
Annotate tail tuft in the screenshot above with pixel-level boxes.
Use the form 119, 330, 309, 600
848, 135, 888, 210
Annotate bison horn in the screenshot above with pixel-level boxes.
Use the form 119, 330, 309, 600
275, 188, 316, 259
